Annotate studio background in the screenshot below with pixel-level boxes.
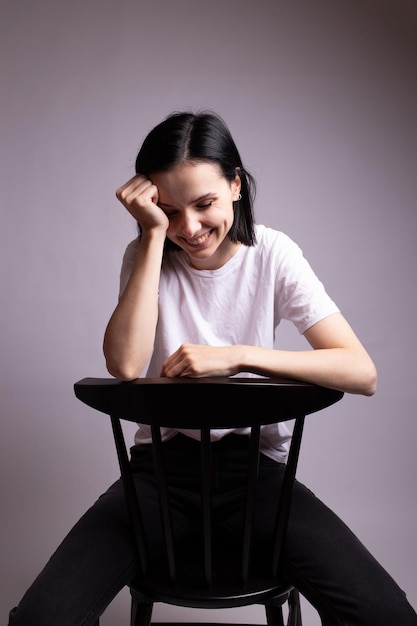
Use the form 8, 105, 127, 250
1, 1, 416, 624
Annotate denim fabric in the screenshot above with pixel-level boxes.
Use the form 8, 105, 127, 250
9, 434, 417, 626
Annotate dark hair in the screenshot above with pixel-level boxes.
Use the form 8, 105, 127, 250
135, 111, 256, 250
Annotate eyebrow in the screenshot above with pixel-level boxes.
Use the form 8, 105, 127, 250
158, 192, 215, 209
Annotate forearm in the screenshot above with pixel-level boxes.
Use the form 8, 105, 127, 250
238, 344, 377, 396
103, 231, 165, 380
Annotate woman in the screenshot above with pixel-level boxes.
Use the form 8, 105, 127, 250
9, 111, 416, 625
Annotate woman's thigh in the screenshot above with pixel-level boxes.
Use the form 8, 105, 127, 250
9, 478, 145, 626
9, 438, 203, 626
9, 461, 190, 625
250, 456, 417, 626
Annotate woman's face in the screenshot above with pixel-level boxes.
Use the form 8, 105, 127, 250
151, 161, 241, 270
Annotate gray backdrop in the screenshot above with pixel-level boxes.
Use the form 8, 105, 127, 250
1, 1, 416, 624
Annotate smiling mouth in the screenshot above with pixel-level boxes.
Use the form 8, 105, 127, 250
184, 231, 211, 246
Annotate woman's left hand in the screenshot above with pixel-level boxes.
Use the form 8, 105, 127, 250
160, 344, 242, 378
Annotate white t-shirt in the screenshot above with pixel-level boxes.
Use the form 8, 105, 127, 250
119, 224, 340, 461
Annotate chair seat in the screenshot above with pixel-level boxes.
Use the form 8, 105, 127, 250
130, 543, 292, 609
131, 578, 292, 610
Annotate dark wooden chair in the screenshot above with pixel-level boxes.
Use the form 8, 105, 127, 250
74, 376, 343, 626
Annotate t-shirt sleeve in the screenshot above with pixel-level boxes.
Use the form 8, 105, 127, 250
273, 233, 340, 334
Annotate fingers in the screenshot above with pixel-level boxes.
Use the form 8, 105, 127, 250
160, 344, 198, 377
115, 174, 168, 230
160, 346, 184, 377
115, 174, 157, 208
161, 344, 237, 378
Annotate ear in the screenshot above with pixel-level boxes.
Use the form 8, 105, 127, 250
231, 171, 241, 201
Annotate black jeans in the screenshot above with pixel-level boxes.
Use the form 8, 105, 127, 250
9, 434, 417, 626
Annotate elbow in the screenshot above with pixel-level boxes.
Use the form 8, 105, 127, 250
360, 360, 377, 396
103, 340, 147, 381
105, 359, 142, 382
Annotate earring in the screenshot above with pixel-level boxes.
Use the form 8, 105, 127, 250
237, 193, 242, 200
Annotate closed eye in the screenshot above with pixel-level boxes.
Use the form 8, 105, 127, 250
157, 204, 177, 218
196, 200, 213, 209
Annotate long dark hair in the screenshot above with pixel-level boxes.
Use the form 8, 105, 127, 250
135, 111, 256, 250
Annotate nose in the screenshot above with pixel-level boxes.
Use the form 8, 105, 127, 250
178, 210, 201, 237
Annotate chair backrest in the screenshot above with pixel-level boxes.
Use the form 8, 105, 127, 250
74, 376, 343, 607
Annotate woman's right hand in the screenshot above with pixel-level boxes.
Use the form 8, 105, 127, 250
115, 174, 169, 233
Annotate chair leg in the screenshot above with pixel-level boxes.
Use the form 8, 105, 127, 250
130, 593, 154, 626
265, 603, 285, 626
287, 588, 302, 626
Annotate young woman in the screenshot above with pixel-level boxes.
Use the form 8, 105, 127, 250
9, 111, 417, 625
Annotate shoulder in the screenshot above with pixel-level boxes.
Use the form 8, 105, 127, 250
254, 224, 302, 261
255, 224, 295, 246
